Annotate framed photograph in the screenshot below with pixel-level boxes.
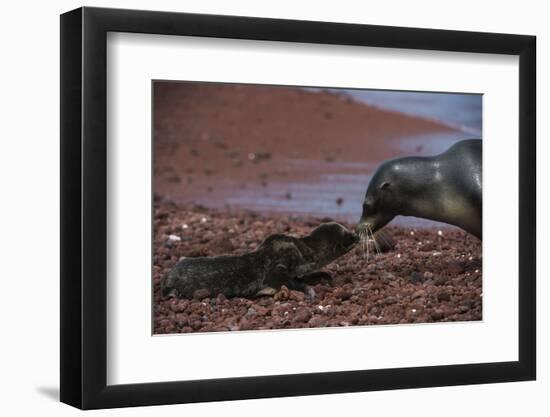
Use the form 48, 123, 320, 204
60, 6, 536, 409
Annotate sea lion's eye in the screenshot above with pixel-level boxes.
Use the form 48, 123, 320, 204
380, 181, 390, 191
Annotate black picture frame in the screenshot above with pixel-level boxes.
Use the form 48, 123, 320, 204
60, 6, 536, 410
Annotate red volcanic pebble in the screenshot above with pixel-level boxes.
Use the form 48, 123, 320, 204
153, 201, 482, 334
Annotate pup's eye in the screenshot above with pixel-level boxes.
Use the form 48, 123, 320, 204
380, 181, 390, 190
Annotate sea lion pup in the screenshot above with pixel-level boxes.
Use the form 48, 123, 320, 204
161, 222, 358, 299
357, 139, 482, 239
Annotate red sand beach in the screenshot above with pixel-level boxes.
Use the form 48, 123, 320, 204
152, 82, 481, 333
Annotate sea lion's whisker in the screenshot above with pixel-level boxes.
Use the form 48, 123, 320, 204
364, 226, 371, 263
368, 226, 381, 255
360, 229, 369, 262
360, 230, 367, 260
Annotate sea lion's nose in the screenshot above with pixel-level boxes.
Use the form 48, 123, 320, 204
362, 201, 374, 218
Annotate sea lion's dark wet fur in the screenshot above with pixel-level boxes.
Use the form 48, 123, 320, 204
162, 222, 358, 298
358, 139, 482, 239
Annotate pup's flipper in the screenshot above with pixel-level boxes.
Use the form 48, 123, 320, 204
297, 271, 334, 286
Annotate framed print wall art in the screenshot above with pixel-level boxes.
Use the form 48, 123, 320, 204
60, 6, 536, 409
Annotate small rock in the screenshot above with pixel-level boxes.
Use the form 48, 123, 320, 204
164, 324, 177, 333
289, 290, 306, 302
309, 315, 328, 328
159, 319, 171, 327
431, 310, 445, 320
292, 309, 312, 323
381, 272, 396, 281
257, 297, 274, 307
410, 271, 424, 285
458, 304, 471, 313
206, 236, 235, 255
238, 318, 253, 331
434, 275, 448, 286
248, 304, 269, 316
170, 300, 188, 313
189, 320, 202, 330
448, 261, 465, 275
411, 289, 426, 300
334, 287, 352, 301
176, 315, 189, 327
385, 296, 397, 305
274, 285, 290, 301
437, 291, 451, 302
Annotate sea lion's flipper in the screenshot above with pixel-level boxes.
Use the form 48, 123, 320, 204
285, 278, 318, 299
286, 277, 309, 292
265, 263, 293, 288
297, 271, 333, 286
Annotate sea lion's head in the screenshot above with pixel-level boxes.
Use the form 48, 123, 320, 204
357, 158, 421, 235
304, 222, 358, 263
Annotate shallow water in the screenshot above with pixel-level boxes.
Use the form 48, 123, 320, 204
185, 150, 462, 230
314, 88, 483, 137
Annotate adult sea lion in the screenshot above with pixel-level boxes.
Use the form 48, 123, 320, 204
161, 222, 358, 299
357, 139, 482, 239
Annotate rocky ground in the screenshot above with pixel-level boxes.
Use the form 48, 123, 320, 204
153, 200, 482, 334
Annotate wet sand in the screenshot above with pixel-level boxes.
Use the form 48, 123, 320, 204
153, 202, 482, 334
